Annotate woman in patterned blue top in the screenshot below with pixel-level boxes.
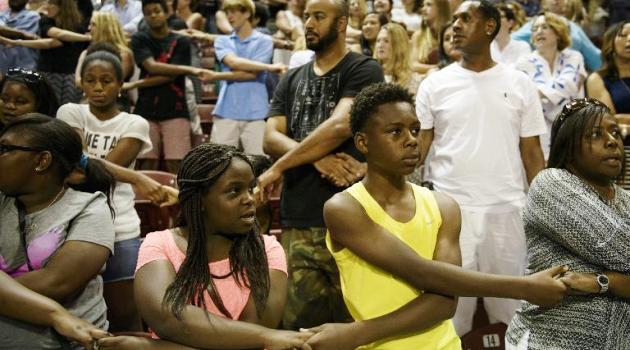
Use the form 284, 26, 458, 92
506, 98, 630, 350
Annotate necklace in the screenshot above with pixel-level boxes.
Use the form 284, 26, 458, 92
27, 187, 66, 233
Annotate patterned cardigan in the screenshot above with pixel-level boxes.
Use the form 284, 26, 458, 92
506, 168, 630, 350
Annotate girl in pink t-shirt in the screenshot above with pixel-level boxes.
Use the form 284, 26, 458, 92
97, 143, 312, 349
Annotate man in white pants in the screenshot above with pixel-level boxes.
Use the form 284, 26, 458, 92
415, 0, 546, 336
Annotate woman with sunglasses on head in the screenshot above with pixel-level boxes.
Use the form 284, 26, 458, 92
0, 114, 116, 348
0, 66, 176, 209
0, 67, 59, 128
506, 98, 630, 350
0, 0, 90, 105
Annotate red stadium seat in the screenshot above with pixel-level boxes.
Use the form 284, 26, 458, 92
133, 171, 180, 237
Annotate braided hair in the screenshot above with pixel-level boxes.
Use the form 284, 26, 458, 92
163, 143, 270, 320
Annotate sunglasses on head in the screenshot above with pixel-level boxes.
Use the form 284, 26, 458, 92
6, 67, 43, 84
557, 98, 609, 124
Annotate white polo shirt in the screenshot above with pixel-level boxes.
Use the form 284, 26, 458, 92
415, 62, 546, 210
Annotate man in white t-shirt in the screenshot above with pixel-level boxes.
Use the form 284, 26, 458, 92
490, 4, 531, 67
415, 0, 546, 336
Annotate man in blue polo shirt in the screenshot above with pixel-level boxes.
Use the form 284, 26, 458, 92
212, 0, 286, 155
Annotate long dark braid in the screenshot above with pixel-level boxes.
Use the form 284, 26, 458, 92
163, 143, 270, 320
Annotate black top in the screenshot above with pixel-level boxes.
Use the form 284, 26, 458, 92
603, 76, 630, 114
268, 51, 384, 228
37, 16, 88, 74
131, 31, 191, 121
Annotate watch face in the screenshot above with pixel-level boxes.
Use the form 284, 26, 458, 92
598, 275, 609, 284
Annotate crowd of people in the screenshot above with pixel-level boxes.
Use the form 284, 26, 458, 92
0, 0, 629, 348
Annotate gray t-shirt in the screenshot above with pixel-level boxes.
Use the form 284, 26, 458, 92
0, 189, 115, 349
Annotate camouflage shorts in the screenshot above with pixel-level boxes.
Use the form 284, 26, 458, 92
280, 227, 352, 330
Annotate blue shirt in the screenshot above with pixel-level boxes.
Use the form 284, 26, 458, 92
213, 30, 273, 121
0, 8, 39, 73
512, 20, 601, 71
100, 0, 142, 34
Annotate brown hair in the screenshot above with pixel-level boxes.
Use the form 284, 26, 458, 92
533, 12, 571, 51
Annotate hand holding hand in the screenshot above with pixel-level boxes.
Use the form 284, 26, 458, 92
303, 323, 362, 350
50, 310, 111, 349
523, 265, 569, 307
263, 329, 314, 350
314, 154, 353, 187
197, 69, 216, 82
560, 271, 600, 295
0, 35, 15, 47
269, 63, 288, 74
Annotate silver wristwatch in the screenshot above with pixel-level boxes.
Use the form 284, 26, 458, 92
596, 273, 609, 294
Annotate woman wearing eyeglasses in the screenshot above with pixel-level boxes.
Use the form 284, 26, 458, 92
505, 98, 630, 350
0, 67, 59, 128
0, 114, 115, 348
515, 12, 587, 160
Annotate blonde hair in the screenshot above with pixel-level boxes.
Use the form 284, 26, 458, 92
349, 0, 368, 29
411, 0, 450, 63
222, 0, 255, 22
91, 12, 129, 53
535, 12, 572, 51
377, 23, 412, 88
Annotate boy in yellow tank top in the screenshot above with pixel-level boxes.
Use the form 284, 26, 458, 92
302, 83, 570, 350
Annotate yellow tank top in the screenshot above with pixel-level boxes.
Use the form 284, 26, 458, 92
325, 182, 461, 350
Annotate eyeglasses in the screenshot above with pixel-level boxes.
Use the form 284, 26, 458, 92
557, 98, 609, 124
0, 144, 45, 155
6, 67, 43, 84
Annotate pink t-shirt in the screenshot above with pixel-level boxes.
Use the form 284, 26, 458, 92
136, 229, 287, 320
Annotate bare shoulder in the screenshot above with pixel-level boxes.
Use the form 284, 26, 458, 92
323, 191, 369, 230
431, 191, 461, 224
586, 72, 603, 86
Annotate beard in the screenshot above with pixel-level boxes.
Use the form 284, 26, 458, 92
306, 24, 339, 52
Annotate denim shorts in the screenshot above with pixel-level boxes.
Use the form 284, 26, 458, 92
102, 238, 141, 283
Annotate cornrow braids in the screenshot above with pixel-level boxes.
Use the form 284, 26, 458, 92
163, 143, 270, 321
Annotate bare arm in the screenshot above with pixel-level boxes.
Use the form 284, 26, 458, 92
238, 269, 288, 328
105, 138, 144, 168
215, 10, 233, 34
586, 73, 616, 114
275, 11, 294, 36
519, 135, 545, 184
46, 27, 91, 42
123, 76, 175, 90
222, 53, 285, 73
210, 70, 258, 81
262, 116, 299, 160
15, 241, 110, 302
121, 49, 135, 81
0, 36, 62, 49
0, 25, 38, 39
324, 191, 568, 305
270, 97, 354, 172
134, 259, 311, 349
140, 56, 202, 77
75, 50, 87, 87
